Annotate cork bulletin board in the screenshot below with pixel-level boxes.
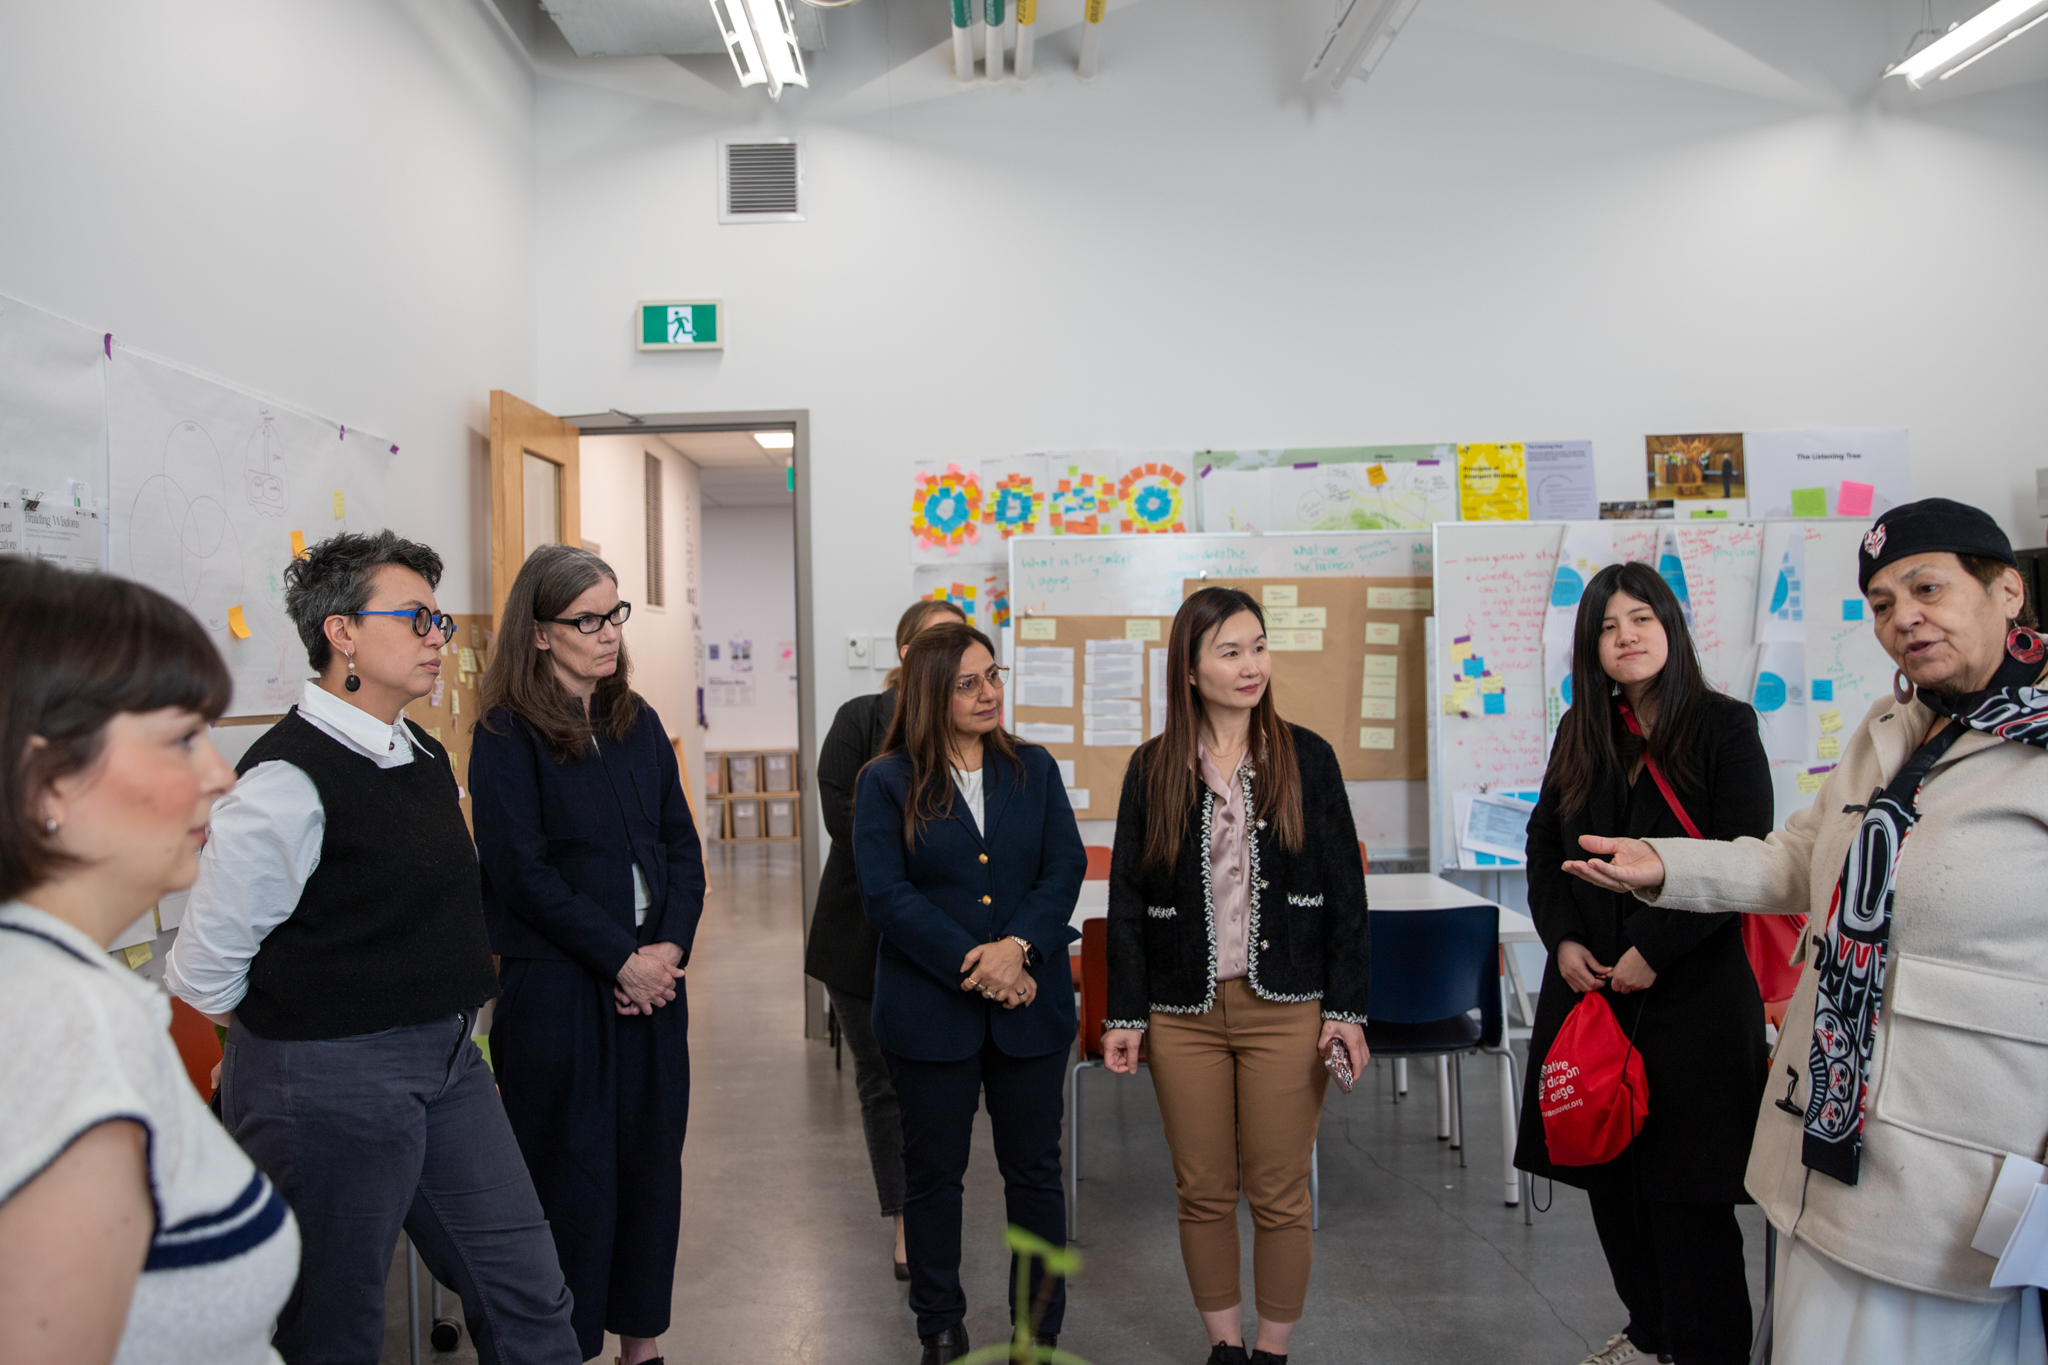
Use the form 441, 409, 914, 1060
400, 612, 496, 828
1009, 613, 1167, 825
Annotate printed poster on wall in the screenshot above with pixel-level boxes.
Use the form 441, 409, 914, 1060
1745, 428, 1910, 521
1456, 443, 1529, 521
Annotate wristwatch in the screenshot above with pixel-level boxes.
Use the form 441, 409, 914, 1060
1008, 935, 1041, 967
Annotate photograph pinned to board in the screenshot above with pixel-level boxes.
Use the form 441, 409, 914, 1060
1454, 788, 1543, 868
1455, 443, 1529, 521
1646, 432, 1745, 507
1745, 428, 1910, 520
1197, 457, 1456, 534
1525, 441, 1599, 521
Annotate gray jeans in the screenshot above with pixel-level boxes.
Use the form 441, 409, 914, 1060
222, 1012, 580, 1365
827, 987, 907, 1217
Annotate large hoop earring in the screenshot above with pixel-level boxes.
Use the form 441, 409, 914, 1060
2007, 625, 2045, 667
1893, 668, 1915, 705
344, 651, 361, 693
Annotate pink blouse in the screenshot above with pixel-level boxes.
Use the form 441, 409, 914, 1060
1199, 745, 1253, 982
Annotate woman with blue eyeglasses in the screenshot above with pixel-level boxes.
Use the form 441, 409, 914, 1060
470, 544, 706, 1365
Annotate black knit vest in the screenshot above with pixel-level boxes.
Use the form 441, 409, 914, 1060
233, 709, 498, 1041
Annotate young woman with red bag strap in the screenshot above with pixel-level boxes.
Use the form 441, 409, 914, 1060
1514, 562, 1773, 1365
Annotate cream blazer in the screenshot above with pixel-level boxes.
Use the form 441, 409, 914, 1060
1642, 691, 2048, 1303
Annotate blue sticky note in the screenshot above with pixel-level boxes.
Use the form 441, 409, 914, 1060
1463, 657, 1483, 677
1843, 600, 1864, 621
1483, 692, 1506, 715
1812, 679, 1834, 701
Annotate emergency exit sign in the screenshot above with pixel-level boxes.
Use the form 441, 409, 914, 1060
638, 299, 722, 351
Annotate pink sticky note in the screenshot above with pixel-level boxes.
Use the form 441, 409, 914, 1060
1838, 481, 1875, 517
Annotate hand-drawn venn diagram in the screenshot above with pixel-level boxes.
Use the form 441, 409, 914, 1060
127, 420, 245, 637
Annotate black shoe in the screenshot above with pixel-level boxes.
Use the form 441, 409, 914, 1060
919, 1324, 969, 1365
1033, 1333, 1058, 1352
1206, 1346, 1250, 1365
1249, 1352, 1287, 1365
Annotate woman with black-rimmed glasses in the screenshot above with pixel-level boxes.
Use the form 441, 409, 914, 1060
470, 544, 705, 1365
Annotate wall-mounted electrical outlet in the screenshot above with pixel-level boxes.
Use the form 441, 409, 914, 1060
845, 634, 870, 668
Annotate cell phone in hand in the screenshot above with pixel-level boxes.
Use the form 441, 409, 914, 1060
1324, 1038, 1356, 1094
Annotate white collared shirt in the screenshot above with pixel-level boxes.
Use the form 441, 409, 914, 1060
163, 682, 417, 1016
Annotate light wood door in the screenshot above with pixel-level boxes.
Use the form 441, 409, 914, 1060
488, 391, 582, 623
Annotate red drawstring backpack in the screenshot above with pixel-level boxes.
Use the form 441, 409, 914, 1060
1539, 989, 1648, 1165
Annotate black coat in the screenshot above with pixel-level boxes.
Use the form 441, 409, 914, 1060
1106, 724, 1370, 1028
803, 688, 895, 998
1513, 690, 1771, 1202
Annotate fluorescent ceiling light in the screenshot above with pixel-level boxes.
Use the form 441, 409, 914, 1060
1305, 0, 1423, 90
1886, 0, 2048, 87
753, 431, 795, 450
709, 0, 809, 99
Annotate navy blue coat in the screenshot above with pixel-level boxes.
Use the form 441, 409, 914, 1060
469, 701, 707, 975
854, 743, 1085, 1063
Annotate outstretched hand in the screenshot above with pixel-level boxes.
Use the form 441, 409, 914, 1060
1561, 834, 1667, 895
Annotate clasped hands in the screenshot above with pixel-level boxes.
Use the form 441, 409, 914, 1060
960, 938, 1036, 1010
1558, 833, 1668, 994
615, 941, 685, 1015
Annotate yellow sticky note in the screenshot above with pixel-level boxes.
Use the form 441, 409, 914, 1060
1361, 696, 1396, 720
1442, 695, 1459, 715
1817, 736, 1841, 760
1020, 618, 1058, 641
431, 726, 443, 741
1796, 770, 1827, 794
1368, 587, 1433, 611
1124, 619, 1160, 641
1366, 463, 1388, 487
1480, 676, 1505, 694
122, 943, 152, 970
1451, 678, 1476, 702
1818, 710, 1842, 734
1360, 726, 1396, 750
1451, 641, 1473, 662
1361, 677, 1398, 698
1363, 654, 1399, 676
1262, 585, 1299, 608
1267, 607, 1327, 629
1365, 622, 1401, 646
332, 489, 346, 519
1268, 629, 1323, 652
458, 647, 478, 673
290, 529, 307, 559
227, 605, 251, 639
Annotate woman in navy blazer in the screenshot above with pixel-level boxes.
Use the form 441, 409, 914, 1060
469, 545, 706, 1365
854, 622, 1085, 1365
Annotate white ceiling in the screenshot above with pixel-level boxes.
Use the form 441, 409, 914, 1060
653, 430, 793, 507
537, 0, 826, 55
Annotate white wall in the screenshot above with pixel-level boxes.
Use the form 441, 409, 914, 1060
0, 0, 538, 615
700, 506, 800, 752
577, 434, 707, 808
526, 0, 2048, 769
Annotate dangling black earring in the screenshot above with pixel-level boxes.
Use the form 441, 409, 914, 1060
344, 652, 361, 692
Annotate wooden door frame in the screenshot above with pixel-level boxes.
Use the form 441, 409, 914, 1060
488, 391, 584, 623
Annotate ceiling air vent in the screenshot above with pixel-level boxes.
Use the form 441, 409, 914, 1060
719, 137, 803, 224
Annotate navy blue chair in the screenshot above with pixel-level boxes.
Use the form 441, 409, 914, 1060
1363, 905, 1523, 1206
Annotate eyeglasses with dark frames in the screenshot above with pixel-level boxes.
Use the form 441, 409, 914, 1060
357, 607, 458, 642
540, 602, 633, 634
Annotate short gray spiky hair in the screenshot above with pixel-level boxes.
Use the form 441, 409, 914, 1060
283, 530, 444, 671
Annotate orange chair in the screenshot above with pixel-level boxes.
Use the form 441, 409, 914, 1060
167, 996, 222, 1100
1359, 841, 1370, 875
1083, 845, 1112, 880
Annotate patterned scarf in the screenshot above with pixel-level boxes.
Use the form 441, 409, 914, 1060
1803, 630, 2048, 1184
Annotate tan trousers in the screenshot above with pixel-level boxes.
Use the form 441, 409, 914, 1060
1147, 978, 1329, 1322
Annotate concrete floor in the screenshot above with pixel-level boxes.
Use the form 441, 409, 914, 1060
383, 841, 1767, 1365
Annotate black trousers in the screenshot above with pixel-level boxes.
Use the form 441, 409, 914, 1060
493, 958, 691, 1362
884, 1034, 1069, 1340
827, 986, 908, 1217
1586, 1187, 1751, 1365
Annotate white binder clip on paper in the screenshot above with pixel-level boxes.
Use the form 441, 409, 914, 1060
1969, 1152, 2048, 1289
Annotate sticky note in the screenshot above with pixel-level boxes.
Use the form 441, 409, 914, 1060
1364, 654, 1399, 676
227, 605, 251, 639
1366, 622, 1401, 645
1483, 692, 1507, 715
1790, 487, 1828, 518
1690, 508, 1728, 519
1479, 676, 1505, 694
1843, 600, 1864, 621
1125, 619, 1160, 641
290, 529, 307, 559
450, 688, 460, 716
459, 647, 478, 674
1812, 680, 1834, 701
1366, 464, 1388, 487
1020, 618, 1058, 641
1838, 481, 1875, 517
1463, 657, 1483, 677
1267, 607, 1327, 629
332, 489, 346, 519
1442, 695, 1459, 715
1819, 710, 1842, 734
1361, 677, 1398, 698
1451, 641, 1474, 662
1360, 726, 1396, 750
1268, 629, 1323, 652
1262, 585, 1299, 608
122, 943, 152, 970
1369, 587, 1432, 610
1361, 697, 1396, 719
430, 679, 445, 707
1796, 770, 1827, 794
1817, 736, 1841, 760
1451, 678, 1476, 702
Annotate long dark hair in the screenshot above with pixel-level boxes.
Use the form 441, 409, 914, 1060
478, 544, 643, 763
871, 621, 1021, 847
884, 598, 967, 688
0, 557, 232, 900
1138, 586, 1302, 872
1546, 561, 1710, 820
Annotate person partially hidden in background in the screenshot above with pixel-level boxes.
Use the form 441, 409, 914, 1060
166, 530, 580, 1365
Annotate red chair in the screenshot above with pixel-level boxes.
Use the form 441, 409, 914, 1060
1359, 841, 1370, 875
1083, 845, 1112, 880
167, 996, 223, 1100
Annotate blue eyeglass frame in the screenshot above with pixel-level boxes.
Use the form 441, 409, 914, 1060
358, 607, 459, 642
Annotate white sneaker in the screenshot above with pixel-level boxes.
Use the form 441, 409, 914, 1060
1577, 1333, 1648, 1365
